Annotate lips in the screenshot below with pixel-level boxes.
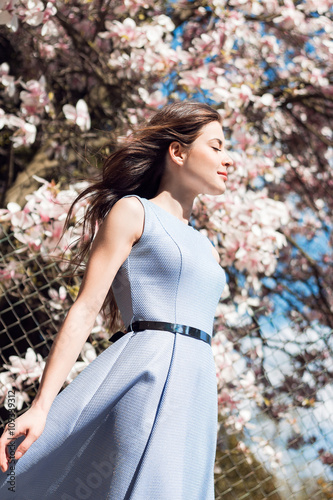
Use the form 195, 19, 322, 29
218, 172, 228, 181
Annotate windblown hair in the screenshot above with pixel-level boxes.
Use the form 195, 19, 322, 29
59, 101, 222, 333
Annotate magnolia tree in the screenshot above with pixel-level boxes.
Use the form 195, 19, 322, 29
0, 0, 333, 480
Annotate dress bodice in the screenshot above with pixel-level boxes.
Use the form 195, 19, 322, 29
111, 195, 226, 335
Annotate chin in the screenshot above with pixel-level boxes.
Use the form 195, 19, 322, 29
212, 186, 227, 195
199, 188, 226, 197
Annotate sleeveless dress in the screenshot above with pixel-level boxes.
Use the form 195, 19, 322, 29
0, 195, 226, 500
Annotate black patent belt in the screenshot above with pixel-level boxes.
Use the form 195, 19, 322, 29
111, 320, 212, 345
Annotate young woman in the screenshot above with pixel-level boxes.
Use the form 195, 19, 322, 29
0, 101, 233, 499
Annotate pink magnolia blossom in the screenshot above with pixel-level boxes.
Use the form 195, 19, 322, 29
138, 88, 167, 107
301, 0, 332, 14
114, 0, 156, 17
0, 372, 14, 406
20, 76, 49, 121
37, 41, 56, 59
225, 409, 253, 431
20, 0, 44, 27
63, 99, 91, 131
42, 1, 56, 23
0, 260, 25, 284
0, 0, 49, 31
91, 313, 110, 340
1, 176, 90, 261
48, 285, 68, 310
66, 343, 97, 383
217, 389, 240, 411
273, 5, 306, 31
1, 372, 30, 411
6, 115, 37, 147
41, 19, 59, 39
100, 18, 146, 48
178, 68, 215, 91
0, 0, 19, 31
3, 348, 45, 390
0, 62, 16, 96
229, 0, 264, 16
0, 108, 6, 129
0, 201, 21, 221
201, 188, 289, 279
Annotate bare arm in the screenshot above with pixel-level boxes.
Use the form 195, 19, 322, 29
31, 196, 144, 413
0, 196, 144, 471
29, 302, 104, 413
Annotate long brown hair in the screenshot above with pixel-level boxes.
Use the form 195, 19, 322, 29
59, 101, 222, 333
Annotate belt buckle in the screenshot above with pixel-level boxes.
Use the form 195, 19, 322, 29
174, 324, 191, 336
173, 323, 184, 334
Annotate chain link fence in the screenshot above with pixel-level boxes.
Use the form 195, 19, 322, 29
1, 212, 333, 500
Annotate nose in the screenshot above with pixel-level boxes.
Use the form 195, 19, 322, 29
222, 152, 234, 169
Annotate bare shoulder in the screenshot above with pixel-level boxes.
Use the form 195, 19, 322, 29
106, 195, 145, 244
111, 195, 144, 218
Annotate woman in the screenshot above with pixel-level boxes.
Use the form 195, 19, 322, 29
0, 101, 233, 499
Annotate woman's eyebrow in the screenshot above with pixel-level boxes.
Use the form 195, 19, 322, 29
210, 138, 223, 147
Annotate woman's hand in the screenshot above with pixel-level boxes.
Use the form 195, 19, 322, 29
0, 407, 48, 473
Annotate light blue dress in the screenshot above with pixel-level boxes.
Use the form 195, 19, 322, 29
0, 195, 226, 499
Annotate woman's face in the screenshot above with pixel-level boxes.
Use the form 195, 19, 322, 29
181, 120, 234, 196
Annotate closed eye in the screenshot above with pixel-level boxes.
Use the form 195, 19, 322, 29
212, 147, 222, 152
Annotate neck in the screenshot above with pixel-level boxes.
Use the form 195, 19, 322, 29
149, 190, 195, 223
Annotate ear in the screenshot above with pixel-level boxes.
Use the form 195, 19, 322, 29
168, 141, 187, 166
